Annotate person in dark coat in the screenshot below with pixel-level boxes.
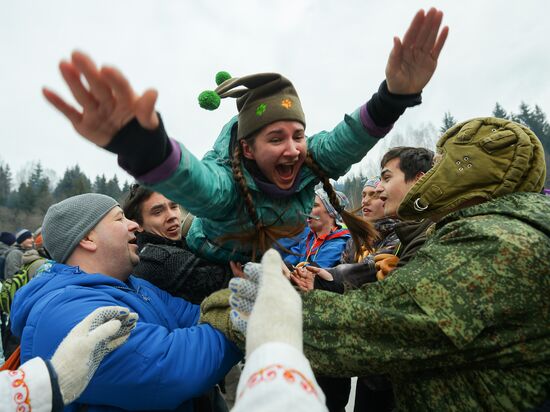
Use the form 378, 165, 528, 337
123, 184, 231, 305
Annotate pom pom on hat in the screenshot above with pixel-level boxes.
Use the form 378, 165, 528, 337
198, 71, 232, 110
215, 71, 231, 86
198, 90, 221, 110
198, 70, 305, 140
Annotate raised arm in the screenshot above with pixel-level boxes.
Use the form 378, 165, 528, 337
43, 51, 158, 147
307, 8, 448, 179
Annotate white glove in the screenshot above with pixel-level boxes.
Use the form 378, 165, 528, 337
235, 250, 302, 356
229, 262, 262, 334
50, 306, 138, 404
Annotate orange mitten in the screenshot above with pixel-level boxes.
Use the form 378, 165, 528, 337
374, 253, 399, 281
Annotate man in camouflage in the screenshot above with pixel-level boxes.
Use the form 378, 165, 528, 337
300, 117, 549, 411
204, 117, 549, 411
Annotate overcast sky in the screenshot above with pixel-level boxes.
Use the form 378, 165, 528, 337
1, 0, 549, 184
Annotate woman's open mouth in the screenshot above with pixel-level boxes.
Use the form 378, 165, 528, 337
275, 163, 295, 181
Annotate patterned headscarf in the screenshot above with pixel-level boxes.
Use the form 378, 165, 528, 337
363, 176, 381, 189
314, 189, 349, 223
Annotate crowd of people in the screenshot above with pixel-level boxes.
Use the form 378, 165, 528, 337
1, 7, 549, 412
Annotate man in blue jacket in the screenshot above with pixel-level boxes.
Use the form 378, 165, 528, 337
10, 193, 242, 412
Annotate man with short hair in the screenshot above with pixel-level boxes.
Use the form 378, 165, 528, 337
123, 185, 230, 305
375, 146, 436, 269
10, 193, 241, 412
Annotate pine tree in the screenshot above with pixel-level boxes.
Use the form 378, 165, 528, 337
492, 103, 509, 119
121, 180, 131, 194
440, 112, 457, 134
54, 165, 92, 201
105, 175, 122, 200
0, 164, 12, 207
12, 163, 54, 213
15, 182, 34, 212
28, 163, 54, 213
510, 103, 550, 187
93, 174, 108, 194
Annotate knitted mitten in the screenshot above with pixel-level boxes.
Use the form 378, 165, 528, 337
245, 249, 302, 355
50, 306, 138, 404
199, 289, 245, 349
199, 289, 231, 333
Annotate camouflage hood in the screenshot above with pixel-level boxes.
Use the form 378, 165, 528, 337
398, 117, 546, 220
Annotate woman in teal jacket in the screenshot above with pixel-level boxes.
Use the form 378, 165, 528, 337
43, 9, 448, 263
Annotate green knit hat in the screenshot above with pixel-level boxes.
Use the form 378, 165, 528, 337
398, 117, 547, 220
198, 71, 306, 140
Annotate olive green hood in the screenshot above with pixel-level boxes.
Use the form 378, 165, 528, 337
398, 117, 546, 220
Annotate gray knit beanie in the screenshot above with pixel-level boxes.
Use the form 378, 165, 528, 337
43, 193, 119, 263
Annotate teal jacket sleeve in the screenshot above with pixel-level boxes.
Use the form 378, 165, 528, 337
307, 109, 382, 179
151, 143, 239, 220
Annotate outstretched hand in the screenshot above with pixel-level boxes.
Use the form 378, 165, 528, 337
386, 8, 449, 94
43, 51, 159, 147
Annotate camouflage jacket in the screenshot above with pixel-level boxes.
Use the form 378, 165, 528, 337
302, 192, 550, 411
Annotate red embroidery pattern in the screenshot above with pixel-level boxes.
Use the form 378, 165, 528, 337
8, 368, 31, 411
238, 363, 319, 400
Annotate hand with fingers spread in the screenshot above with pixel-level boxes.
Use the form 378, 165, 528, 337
43, 51, 159, 147
386, 8, 449, 94
50, 306, 138, 405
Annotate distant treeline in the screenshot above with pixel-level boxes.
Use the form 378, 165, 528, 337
0, 164, 129, 231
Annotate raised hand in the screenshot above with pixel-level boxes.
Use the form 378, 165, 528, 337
386, 8, 449, 94
43, 51, 159, 147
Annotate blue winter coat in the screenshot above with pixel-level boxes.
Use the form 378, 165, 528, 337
152, 109, 380, 263
10, 263, 241, 412
284, 226, 351, 268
